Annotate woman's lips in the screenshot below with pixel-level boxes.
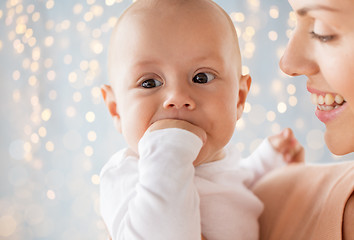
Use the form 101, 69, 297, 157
307, 87, 347, 123
315, 102, 348, 123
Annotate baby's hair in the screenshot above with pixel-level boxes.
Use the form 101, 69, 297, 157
108, 0, 242, 83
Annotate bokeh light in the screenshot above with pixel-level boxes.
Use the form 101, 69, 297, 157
1, 1, 353, 240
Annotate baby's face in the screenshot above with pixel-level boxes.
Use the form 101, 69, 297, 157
108, 1, 249, 164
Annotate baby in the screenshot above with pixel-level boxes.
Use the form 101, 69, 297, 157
100, 0, 304, 239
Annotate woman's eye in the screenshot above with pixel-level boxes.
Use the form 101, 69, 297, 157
141, 79, 162, 88
192, 72, 215, 84
310, 31, 336, 43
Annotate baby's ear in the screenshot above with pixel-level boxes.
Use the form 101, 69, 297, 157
236, 74, 252, 120
101, 84, 122, 133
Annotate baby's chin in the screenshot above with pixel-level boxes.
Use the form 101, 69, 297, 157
193, 147, 226, 167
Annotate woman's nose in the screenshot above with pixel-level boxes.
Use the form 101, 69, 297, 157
279, 30, 319, 77
163, 86, 196, 110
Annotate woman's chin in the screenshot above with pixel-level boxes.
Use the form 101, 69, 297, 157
324, 131, 354, 156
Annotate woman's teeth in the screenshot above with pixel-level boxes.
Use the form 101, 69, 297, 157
311, 93, 345, 111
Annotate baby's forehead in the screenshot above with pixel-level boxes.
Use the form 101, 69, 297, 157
118, 0, 232, 28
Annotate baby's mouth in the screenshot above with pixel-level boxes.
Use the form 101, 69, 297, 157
311, 93, 347, 111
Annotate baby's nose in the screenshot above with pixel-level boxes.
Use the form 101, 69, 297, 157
163, 89, 196, 110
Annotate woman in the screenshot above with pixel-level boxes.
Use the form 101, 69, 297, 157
253, 0, 354, 239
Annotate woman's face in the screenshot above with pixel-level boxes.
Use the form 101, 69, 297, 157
280, 0, 354, 155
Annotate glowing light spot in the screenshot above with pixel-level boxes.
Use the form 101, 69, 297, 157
84, 12, 94, 22
287, 84, 296, 95
245, 26, 255, 37
91, 174, 100, 185
248, 0, 260, 8
12, 70, 20, 81
266, 111, 276, 122
244, 102, 251, 113
47, 70, 56, 81
85, 111, 95, 123
25, 28, 33, 38
66, 106, 76, 118
41, 109, 52, 121
24, 142, 32, 153
0, 40, 3, 51
0, 215, 17, 237
32, 12, 40, 22
48, 90, 57, 100
91, 5, 103, 16
68, 72, 77, 83
269, 6, 279, 19
31, 96, 39, 106
250, 82, 260, 96
77, 21, 86, 32
12, 89, 21, 102
13, 39, 24, 54
30, 61, 39, 72
242, 65, 250, 75
295, 118, 305, 129
28, 37, 36, 47
89, 60, 99, 70
27, 4, 35, 14
46, 141, 54, 152
28, 75, 38, 86
80, 60, 89, 71
277, 102, 287, 113
289, 96, 298, 106
73, 4, 83, 14
44, 58, 53, 68
44, 20, 54, 31
235, 118, 245, 131
61, 20, 71, 30
87, 131, 97, 142
84, 146, 94, 156
47, 189, 56, 200
46, 0, 55, 9
92, 28, 102, 38
271, 79, 283, 93
49, 90, 57, 100
230, 12, 245, 22
105, 0, 115, 6
16, 23, 26, 34
44, 36, 54, 47
90, 40, 103, 54
15, 4, 23, 14
91, 87, 101, 99
268, 31, 278, 41
31, 133, 39, 144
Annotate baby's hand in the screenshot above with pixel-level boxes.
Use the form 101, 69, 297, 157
268, 128, 304, 163
147, 119, 207, 144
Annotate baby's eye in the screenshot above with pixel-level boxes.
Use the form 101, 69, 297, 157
141, 79, 163, 88
192, 72, 215, 84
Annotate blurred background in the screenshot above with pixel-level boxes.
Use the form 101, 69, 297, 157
1, 0, 353, 239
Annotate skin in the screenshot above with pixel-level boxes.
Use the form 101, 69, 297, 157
103, 0, 251, 167
279, 0, 354, 238
279, 0, 354, 155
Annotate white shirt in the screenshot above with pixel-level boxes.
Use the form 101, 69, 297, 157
100, 128, 285, 240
